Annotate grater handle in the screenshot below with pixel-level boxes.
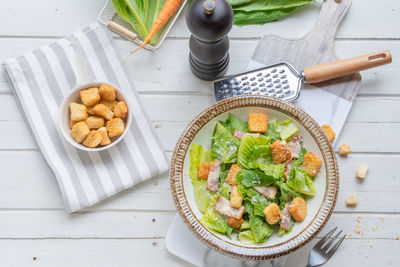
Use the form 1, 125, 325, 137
303, 50, 392, 83
107, 21, 137, 41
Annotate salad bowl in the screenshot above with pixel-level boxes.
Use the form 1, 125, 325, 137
170, 95, 339, 260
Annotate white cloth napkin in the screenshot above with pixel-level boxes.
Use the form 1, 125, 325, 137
165, 60, 352, 266
2, 23, 169, 213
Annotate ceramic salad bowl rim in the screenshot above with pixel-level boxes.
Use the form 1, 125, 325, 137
169, 95, 339, 260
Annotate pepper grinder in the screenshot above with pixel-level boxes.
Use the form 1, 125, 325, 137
186, 0, 234, 81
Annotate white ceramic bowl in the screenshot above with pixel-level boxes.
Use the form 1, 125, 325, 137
170, 95, 339, 260
59, 81, 133, 152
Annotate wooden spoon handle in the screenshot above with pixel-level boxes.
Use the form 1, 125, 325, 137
303, 50, 392, 83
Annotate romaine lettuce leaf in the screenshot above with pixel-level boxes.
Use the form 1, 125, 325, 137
189, 143, 212, 181
237, 135, 270, 169
240, 220, 251, 231
245, 202, 274, 243
258, 163, 285, 179
200, 195, 232, 236
279, 183, 302, 204
287, 168, 316, 196
220, 113, 248, 134
212, 122, 240, 163
245, 187, 270, 217
266, 119, 280, 143
276, 119, 299, 140
292, 147, 307, 168
238, 230, 256, 244
238, 169, 276, 187
192, 179, 212, 213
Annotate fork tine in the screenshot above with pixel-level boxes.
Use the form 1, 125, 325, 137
328, 234, 346, 256
322, 230, 343, 251
315, 227, 337, 248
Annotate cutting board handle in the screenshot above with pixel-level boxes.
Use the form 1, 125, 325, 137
304, 50, 392, 83
307, 0, 352, 43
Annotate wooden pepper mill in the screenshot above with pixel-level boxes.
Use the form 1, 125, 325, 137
186, 0, 234, 81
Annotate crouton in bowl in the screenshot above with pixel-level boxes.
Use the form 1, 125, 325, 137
59, 82, 132, 152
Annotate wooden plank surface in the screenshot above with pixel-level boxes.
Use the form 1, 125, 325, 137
1, 0, 399, 266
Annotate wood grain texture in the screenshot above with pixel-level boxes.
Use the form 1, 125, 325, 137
252, 0, 363, 101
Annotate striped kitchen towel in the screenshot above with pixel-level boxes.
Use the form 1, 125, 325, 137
2, 23, 169, 213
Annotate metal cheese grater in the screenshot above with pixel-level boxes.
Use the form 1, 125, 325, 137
214, 50, 392, 102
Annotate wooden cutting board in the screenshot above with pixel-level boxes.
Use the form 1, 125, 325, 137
252, 0, 360, 102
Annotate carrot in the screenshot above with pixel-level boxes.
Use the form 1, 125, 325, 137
128, 0, 182, 57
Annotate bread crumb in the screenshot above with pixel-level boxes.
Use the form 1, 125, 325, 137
380, 217, 385, 223
356, 163, 369, 179
321, 124, 335, 142
396, 236, 399, 240
357, 216, 362, 223
339, 143, 351, 156
346, 194, 358, 206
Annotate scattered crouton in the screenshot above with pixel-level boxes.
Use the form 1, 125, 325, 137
80, 87, 100, 106
263, 203, 281, 225
100, 99, 118, 111
70, 103, 88, 122
302, 152, 322, 177
227, 217, 244, 229
289, 197, 307, 222
114, 101, 128, 118
225, 164, 242, 186
248, 113, 268, 133
99, 84, 116, 101
198, 162, 210, 179
339, 143, 351, 156
83, 130, 102, 148
85, 116, 105, 130
230, 186, 243, 209
97, 127, 111, 146
70, 121, 90, 143
356, 163, 369, 179
346, 194, 359, 206
271, 140, 291, 164
106, 118, 125, 138
321, 124, 335, 142
93, 104, 114, 120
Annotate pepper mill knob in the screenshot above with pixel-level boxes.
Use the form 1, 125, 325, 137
186, 0, 234, 81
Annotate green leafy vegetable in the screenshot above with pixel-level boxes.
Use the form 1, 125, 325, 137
240, 220, 251, 231
292, 147, 307, 168
212, 123, 240, 163
266, 119, 280, 142
112, 0, 166, 44
238, 230, 256, 244
220, 113, 248, 134
245, 202, 274, 242
237, 135, 270, 169
200, 195, 232, 236
287, 168, 316, 196
245, 187, 270, 217
238, 169, 276, 187
276, 119, 299, 140
227, 0, 314, 27
279, 183, 302, 203
259, 163, 285, 179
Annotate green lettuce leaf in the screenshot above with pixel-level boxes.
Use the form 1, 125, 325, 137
212, 122, 240, 163
287, 168, 316, 196
266, 119, 280, 143
258, 163, 285, 179
279, 183, 302, 204
238, 230, 256, 244
220, 113, 248, 134
240, 220, 251, 231
200, 195, 232, 236
276, 119, 299, 140
238, 169, 276, 187
237, 135, 270, 169
245, 202, 274, 243
292, 147, 307, 168
245, 187, 270, 217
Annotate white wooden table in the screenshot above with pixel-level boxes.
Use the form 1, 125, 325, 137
1, 1, 399, 266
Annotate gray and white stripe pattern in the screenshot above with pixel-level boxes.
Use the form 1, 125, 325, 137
2, 23, 169, 213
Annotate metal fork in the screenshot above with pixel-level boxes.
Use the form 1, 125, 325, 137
306, 227, 346, 267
